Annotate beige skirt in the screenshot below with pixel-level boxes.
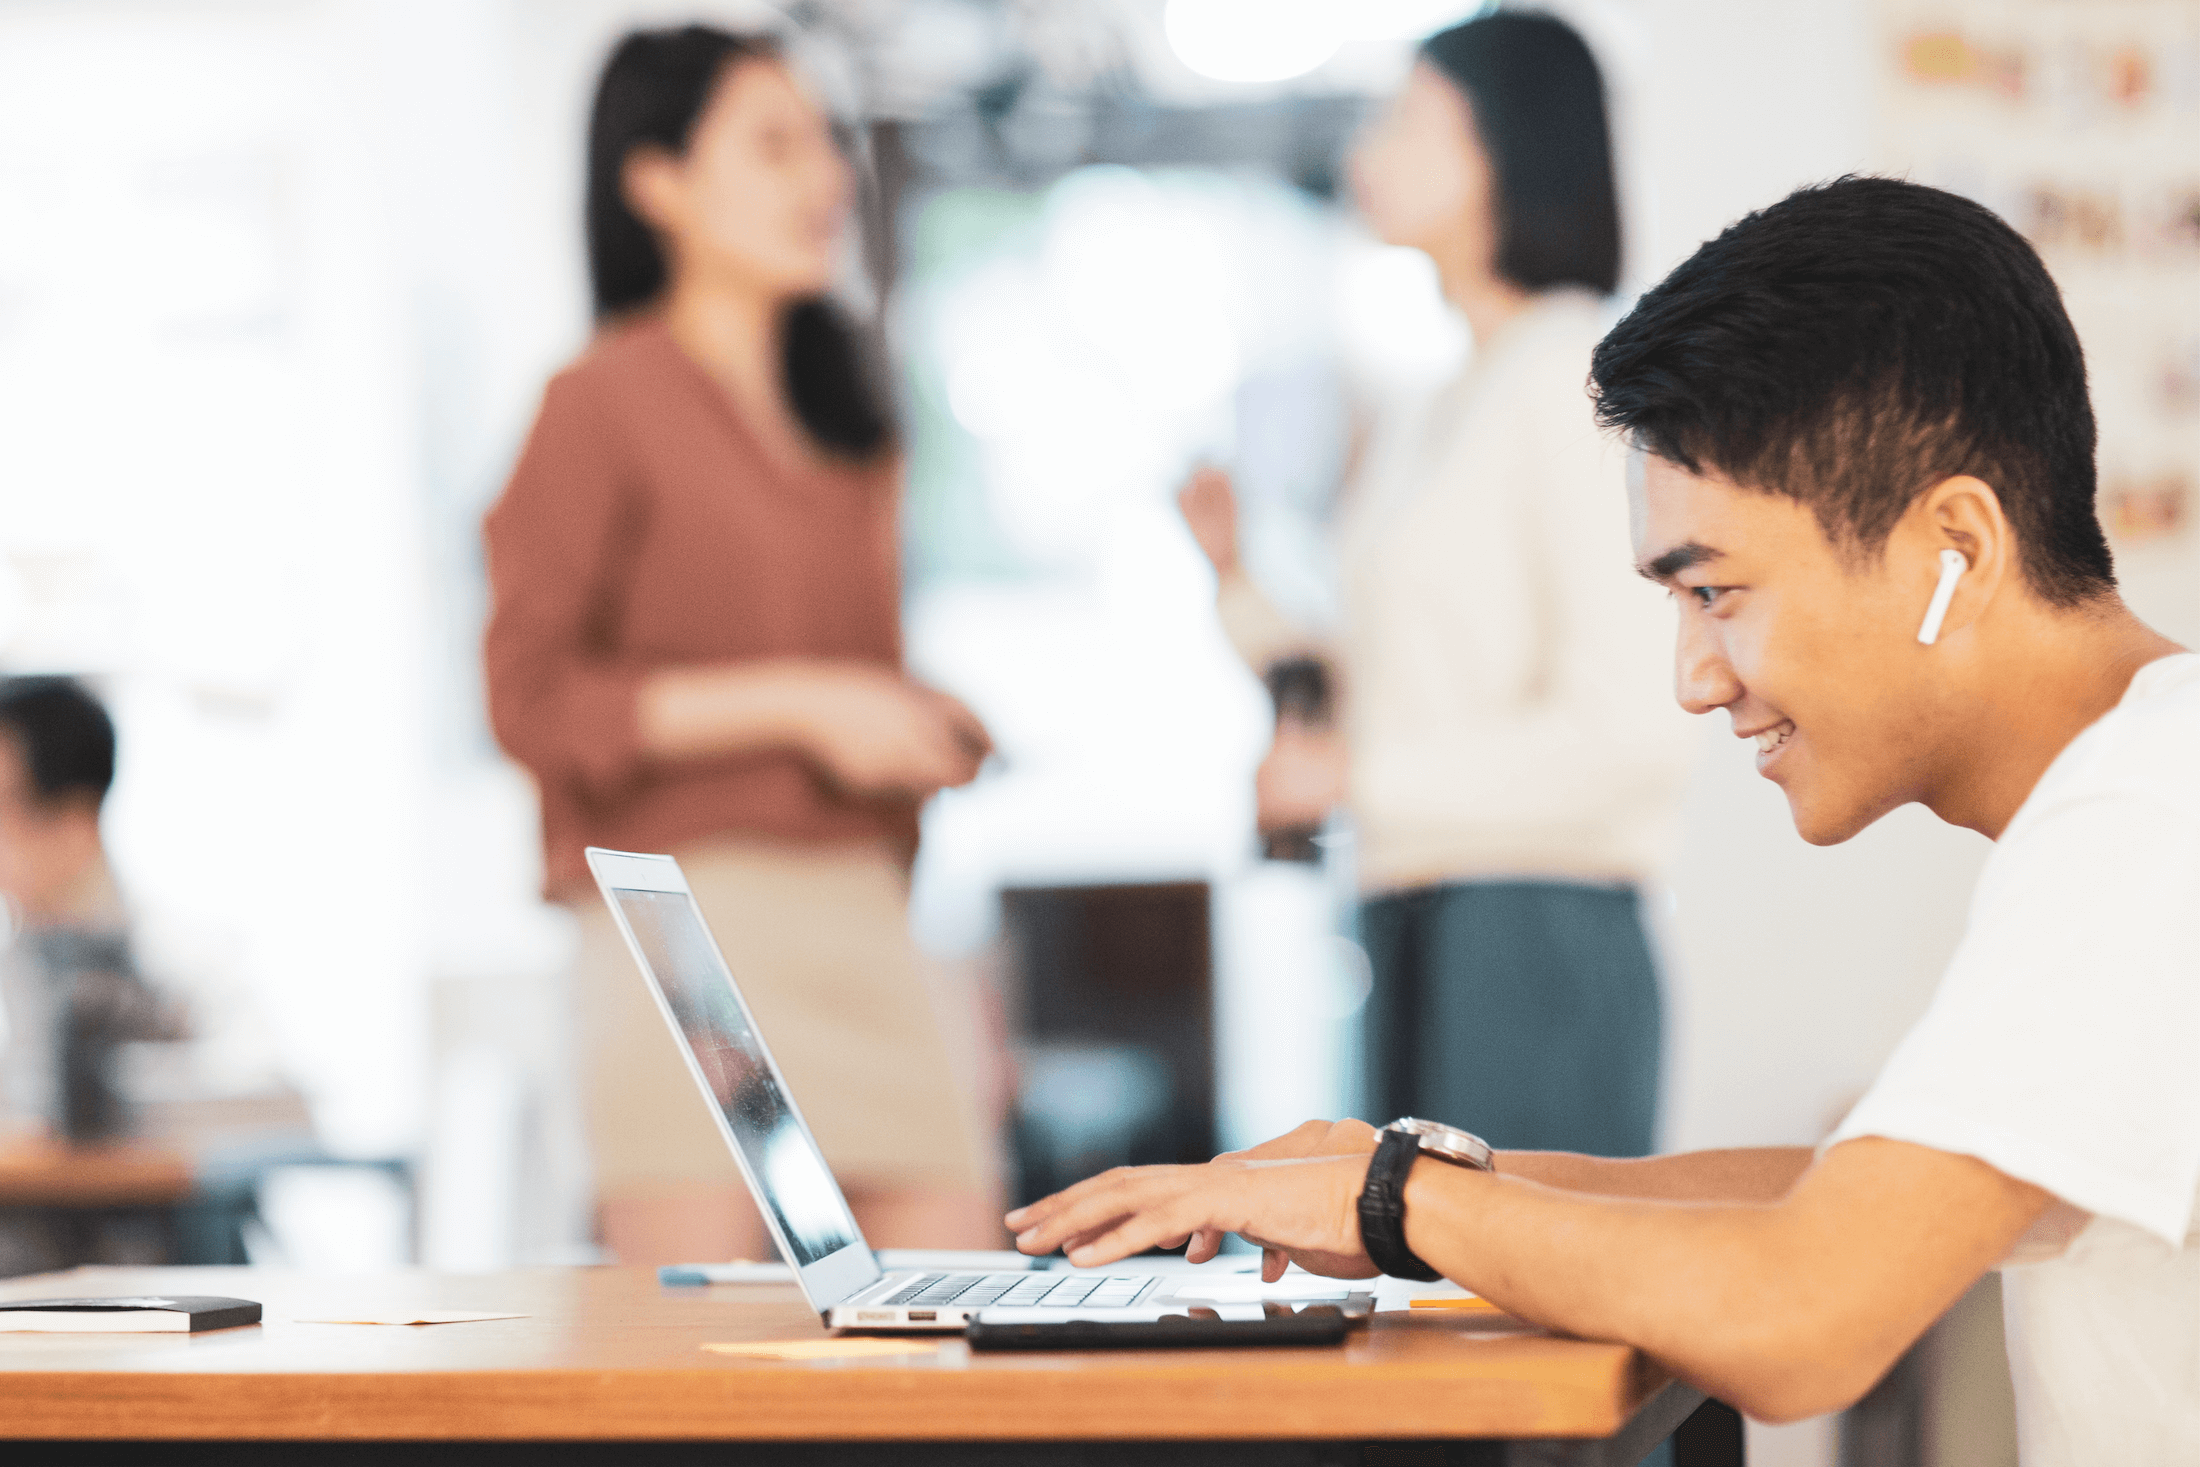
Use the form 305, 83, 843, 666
572, 837, 991, 1201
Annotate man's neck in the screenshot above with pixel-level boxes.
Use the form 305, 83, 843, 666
1930, 598, 2186, 839
17, 846, 119, 931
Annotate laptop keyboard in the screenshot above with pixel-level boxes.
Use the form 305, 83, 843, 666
882, 1272, 1148, 1310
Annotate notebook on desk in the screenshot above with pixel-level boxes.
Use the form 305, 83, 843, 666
587, 847, 1362, 1333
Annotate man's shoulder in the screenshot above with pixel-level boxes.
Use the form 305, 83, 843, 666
2036, 653, 2200, 814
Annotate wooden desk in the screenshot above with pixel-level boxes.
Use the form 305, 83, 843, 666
0, 1142, 193, 1207
0, 1265, 1708, 1465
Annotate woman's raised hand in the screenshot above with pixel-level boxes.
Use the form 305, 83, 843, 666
1256, 725, 1347, 833
1177, 466, 1241, 577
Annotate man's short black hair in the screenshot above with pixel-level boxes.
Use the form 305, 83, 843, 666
1589, 175, 2116, 607
0, 676, 116, 808
1421, 12, 1621, 296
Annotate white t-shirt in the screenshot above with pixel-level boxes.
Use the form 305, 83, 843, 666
1828, 650, 2200, 1466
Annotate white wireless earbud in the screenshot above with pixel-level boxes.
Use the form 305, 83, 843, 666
1916, 548, 1969, 646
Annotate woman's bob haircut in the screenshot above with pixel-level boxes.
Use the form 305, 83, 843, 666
1421, 11, 1622, 296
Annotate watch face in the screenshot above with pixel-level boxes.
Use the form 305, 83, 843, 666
1387, 1118, 1493, 1170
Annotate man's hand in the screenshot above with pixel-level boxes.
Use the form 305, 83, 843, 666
1006, 1119, 1382, 1282
1184, 1119, 1382, 1268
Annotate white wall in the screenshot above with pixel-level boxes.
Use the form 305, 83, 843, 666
0, 0, 436, 1155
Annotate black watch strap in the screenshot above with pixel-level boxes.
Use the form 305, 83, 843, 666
1358, 1129, 1441, 1282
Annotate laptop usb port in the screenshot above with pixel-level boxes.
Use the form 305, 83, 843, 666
907, 1310, 936, 1321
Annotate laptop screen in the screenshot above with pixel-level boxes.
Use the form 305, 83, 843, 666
608, 886, 862, 1268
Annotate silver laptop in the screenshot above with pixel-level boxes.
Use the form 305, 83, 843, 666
587, 847, 1340, 1332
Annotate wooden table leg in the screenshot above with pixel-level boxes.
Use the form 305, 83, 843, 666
1501, 1380, 1715, 1466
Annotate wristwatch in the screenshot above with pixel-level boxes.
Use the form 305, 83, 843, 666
1357, 1118, 1495, 1281
1385, 1117, 1496, 1173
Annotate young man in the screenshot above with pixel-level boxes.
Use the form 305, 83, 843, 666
1005, 178, 2197, 1463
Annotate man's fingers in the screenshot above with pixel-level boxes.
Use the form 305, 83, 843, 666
1064, 1199, 1205, 1269
1020, 1204, 1133, 1256
1008, 1165, 1159, 1233
1013, 1170, 1192, 1255
1058, 1222, 1133, 1257
1008, 1160, 1281, 1267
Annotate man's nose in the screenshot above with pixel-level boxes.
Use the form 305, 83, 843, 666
1674, 615, 1742, 717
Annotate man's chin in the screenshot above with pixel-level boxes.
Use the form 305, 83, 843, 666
1783, 786, 1876, 847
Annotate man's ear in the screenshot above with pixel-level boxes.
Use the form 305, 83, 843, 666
1910, 475, 2012, 638
621, 145, 684, 235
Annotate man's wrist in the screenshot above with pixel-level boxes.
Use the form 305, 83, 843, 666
1357, 1130, 1441, 1280
1399, 1148, 1493, 1277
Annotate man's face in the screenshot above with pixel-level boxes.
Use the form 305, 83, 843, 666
1634, 456, 1946, 845
0, 735, 100, 921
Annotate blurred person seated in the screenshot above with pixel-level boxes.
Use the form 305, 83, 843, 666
1014, 179, 2199, 1464
0, 675, 183, 1275
0, 676, 180, 1144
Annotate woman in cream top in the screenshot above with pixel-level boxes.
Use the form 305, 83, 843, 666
1187, 14, 1697, 1156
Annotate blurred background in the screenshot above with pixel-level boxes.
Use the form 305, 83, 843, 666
0, 0, 2194, 1463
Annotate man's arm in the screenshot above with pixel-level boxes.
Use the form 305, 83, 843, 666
1497, 1147, 1812, 1202
1008, 1132, 2048, 1424
1170, 1126, 1811, 1264
1209, 1120, 1812, 1203
1407, 1137, 2049, 1421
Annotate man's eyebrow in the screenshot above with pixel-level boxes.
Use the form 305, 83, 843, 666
1638, 542, 1724, 584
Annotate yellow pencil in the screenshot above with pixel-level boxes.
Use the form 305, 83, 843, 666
1409, 1296, 1505, 1312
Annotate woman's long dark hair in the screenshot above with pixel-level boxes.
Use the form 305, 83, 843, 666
586, 25, 894, 459
1421, 13, 1622, 296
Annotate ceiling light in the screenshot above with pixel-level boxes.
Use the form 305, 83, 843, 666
1162, 0, 1342, 85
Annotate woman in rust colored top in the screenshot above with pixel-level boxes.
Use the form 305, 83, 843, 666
484, 26, 996, 1266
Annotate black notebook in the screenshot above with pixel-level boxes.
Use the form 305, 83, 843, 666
0, 1296, 262, 1333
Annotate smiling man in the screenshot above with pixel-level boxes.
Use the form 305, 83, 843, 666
1005, 178, 2199, 1463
